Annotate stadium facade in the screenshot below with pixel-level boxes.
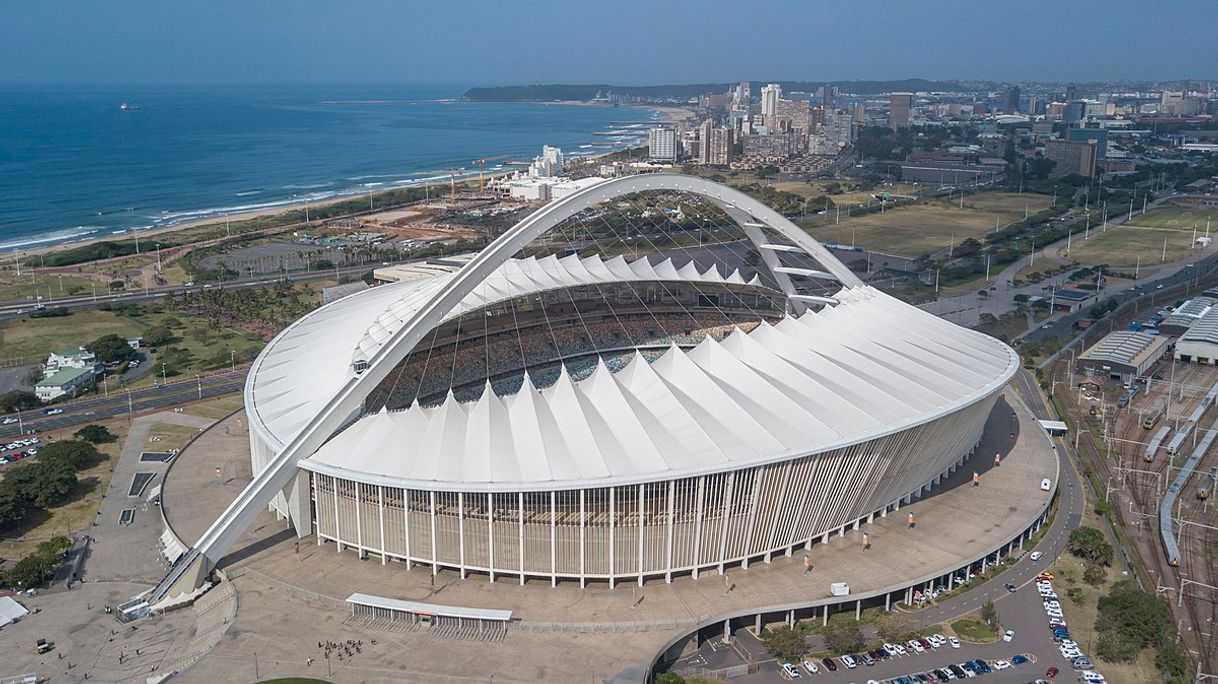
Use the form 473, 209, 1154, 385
157, 174, 1017, 597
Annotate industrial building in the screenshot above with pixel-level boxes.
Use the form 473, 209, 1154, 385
154, 175, 1017, 598
1175, 307, 1218, 365
1077, 330, 1171, 382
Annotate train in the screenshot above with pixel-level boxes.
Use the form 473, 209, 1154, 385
1142, 409, 1163, 430
1160, 382, 1218, 568
1144, 425, 1171, 463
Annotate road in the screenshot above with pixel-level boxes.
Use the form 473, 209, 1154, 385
921, 196, 1217, 331
0, 258, 401, 322
0, 369, 245, 439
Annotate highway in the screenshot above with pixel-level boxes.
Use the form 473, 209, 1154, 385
0, 259, 399, 322
0, 369, 245, 439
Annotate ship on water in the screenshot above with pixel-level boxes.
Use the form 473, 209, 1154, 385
119, 102, 140, 111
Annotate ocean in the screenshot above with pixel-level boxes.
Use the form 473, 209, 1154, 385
0, 84, 657, 254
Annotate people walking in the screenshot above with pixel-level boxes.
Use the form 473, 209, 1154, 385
803, 553, 813, 574
973, 471, 981, 487
907, 512, 916, 530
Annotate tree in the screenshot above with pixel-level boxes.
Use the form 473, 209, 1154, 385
875, 613, 917, 643
23, 366, 43, 386
823, 614, 865, 655
1094, 501, 1112, 516
760, 626, 807, 662
1156, 638, 1188, 679
1096, 580, 1172, 650
0, 390, 40, 412
143, 324, 175, 347
1069, 526, 1114, 566
74, 424, 116, 444
655, 672, 685, 684
37, 440, 102, 469
980, 600, 999, 631
1083, 563, 1107, 587
87, 334, 138, 364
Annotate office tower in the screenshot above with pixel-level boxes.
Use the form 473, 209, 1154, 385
1003, 85, 1020, 114
647, 127, 678, 162
889, 93, 912, 129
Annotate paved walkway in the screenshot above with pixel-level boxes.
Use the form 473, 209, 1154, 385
162, 393, 1055, 631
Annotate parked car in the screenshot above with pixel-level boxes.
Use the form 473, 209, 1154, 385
781, 662, 801, 678
801, 659, 818, 674
993, 659, 1011, 670
840, 654, 857, 669
821, 657, 837, 672
948, 636, 960, 648
1046, 666, 1059, 677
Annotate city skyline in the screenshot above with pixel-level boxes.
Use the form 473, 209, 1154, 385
1, 0, 1215, 86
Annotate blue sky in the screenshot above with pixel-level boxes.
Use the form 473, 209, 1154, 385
2, 0, 1213, 86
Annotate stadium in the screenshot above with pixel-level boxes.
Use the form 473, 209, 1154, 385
158, 174, 1019, 597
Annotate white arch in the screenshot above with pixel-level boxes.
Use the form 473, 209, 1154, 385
153, 173, 862, 598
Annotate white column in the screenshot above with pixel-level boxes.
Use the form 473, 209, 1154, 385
609, 487, 616, 589
458, 492, 466, 579
742, 468, 763, 569
487, 492, 495, 582
332, 477, 342, 553
637, 483, 645, 587
378, 485, 387, 565
403, 488, 412, 570
692, 476, 706, 579
550, 491, 557, 587
429, 491, 438, 574
717, 472, 735, 574
518, 492, 525, 586
664, 480, 676, 582
354, 484, 363, 554
579, 489, 586, 587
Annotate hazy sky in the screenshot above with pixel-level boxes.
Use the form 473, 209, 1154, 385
3, 0, 1214, 86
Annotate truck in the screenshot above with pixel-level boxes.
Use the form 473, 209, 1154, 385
830, 582, 851, 596
36, 638, 54, 654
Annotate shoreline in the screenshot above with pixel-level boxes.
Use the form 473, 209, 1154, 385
2, 102, 687, 264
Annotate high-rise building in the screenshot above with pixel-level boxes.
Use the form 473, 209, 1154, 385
1003, 85, 1021, 114
735, 81, 751, 106
852, 103, 866, 123
1065, 84, 1078, 102
698, 119, 715, 164
647, 127, 679, 162
817, 84, 837, 108
761, 84, 782, 127
1066, 128, 1108, 159
708, 127, 733, 165
809, 110, 854, 155
1062, 100, 1086, 123
889, 93, 912, 129
775, 99, 810, 133
528, 145, 564, 178
1044, 139, 1098, 178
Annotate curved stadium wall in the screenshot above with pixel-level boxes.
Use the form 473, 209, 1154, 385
293, 388, 999, 584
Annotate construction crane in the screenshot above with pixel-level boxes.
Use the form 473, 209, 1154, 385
472, 155, 509, 192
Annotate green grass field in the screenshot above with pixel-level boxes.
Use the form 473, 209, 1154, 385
798, 193, 1053, 258
0, 272, 105, 303
0, 306, 266, 372
1124, 206, 1216, 232
1060, 225, 1200, 267
0, 309, 145, 363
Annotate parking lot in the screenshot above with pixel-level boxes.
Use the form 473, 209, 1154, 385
680, 570, 1109, 684
0, 433, 43, 466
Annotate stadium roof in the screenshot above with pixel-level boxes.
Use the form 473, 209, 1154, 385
246, 254, 766, 452
300, 286, 1016, 490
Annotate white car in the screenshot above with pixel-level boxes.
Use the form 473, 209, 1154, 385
1, 417, 17, 425
908, 639, 925, 653
802, 659, 818, 674
841, 654, 857, 669
932, 634, 947, 646
1003, 629, 1014, 642
993, 660, 1011, 670
1029, 551, 1043, 561
948, 636, 960, 649
782, 662, 801, 678
883, 643, 899, 656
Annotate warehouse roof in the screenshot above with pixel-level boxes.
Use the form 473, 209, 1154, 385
1079, 330, 1170, 369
